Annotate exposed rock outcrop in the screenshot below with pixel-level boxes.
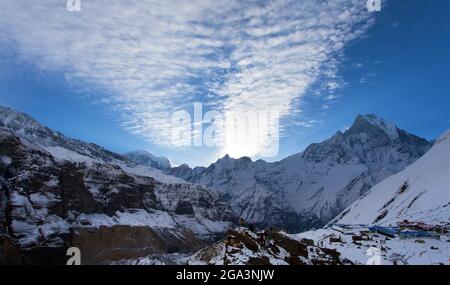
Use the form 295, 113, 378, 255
0, 127, 236, 264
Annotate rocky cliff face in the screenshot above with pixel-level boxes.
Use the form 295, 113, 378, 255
167, 115, 432, 232
0, 125, 236, 264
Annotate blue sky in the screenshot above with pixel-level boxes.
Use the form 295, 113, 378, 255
0, 0, 449, 166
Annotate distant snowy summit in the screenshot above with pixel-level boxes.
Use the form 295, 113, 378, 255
124, 150, 171, 171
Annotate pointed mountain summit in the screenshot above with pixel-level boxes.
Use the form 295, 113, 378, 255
347, 114, 399, 140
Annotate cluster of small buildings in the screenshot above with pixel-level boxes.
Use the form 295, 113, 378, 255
369, 220, 445, 239
332, 220, 447, 240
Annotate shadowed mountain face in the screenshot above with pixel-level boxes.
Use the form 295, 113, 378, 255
166, 114, 432, 232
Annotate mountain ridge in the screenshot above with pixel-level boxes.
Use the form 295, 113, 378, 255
0, 106, 238, 264
0, 105, 435, 232
165, 114, 433, 231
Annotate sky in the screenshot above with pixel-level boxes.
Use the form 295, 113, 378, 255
0, 0, 449, 167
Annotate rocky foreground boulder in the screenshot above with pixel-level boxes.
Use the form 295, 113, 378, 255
187, 227, 348, 265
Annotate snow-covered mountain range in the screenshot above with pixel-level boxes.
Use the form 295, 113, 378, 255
184, 130, 450, 265
165, 114, 432, 231
1, 105, 447, 265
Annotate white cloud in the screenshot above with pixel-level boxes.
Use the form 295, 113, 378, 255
0, 0, 374, 158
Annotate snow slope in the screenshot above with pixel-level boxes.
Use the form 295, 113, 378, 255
331, 129, 450, 226
294, 226, 449, 265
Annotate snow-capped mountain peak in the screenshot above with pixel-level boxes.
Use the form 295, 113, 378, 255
346, 114, 399, 140
124, 150, 171, 170
213, 155, 253, 171
330, 128, 450, 226
362, 114, 399, 138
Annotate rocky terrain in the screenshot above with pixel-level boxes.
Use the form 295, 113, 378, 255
187, 227, 347, 265
0, 106, 237, 264
1, 105, 445, 265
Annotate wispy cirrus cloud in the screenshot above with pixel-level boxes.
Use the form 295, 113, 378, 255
0, 0, 374, 158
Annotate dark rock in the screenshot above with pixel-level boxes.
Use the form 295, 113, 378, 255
59, 163, 98, 215
268, 231, 308, 258
248, 256, 270, 265
175, 200, 195, 216
70, 226, 205, 264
